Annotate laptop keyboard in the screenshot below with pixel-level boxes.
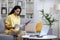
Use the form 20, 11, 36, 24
29, 35, 43, 37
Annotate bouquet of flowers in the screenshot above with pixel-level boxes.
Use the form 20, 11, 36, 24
40, 9, 56, 27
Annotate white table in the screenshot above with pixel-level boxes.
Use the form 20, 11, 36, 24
22, 35, 57, 40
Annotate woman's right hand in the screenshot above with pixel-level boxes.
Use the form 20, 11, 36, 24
6, 26, 15, 30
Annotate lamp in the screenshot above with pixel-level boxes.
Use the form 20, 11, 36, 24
54, 4, 60, 10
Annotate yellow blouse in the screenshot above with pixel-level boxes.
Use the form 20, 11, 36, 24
5, 14, 20, 34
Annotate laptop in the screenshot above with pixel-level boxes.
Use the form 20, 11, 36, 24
30, 25, 49, 37
39, 25, 49, 36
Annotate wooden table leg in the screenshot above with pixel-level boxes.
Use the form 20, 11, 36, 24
50, 39, 52, 40
23, 38, 29, 40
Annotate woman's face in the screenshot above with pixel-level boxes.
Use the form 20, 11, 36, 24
14, 8, 20, 15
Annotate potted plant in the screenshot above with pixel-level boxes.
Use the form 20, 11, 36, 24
40, 9, 57, 35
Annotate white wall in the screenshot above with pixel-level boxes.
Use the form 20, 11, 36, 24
0, 0, 1, 19
34, 0, 60, 38
0, 0, 1, 14
34, 0, 43, 22
34, 0, 56, 22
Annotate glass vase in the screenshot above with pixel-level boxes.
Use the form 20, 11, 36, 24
47, 25, 53, 35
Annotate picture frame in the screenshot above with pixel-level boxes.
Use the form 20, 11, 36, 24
1, 7, 7, 17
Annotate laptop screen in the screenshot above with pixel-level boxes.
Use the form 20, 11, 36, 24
39, 25, 49, 36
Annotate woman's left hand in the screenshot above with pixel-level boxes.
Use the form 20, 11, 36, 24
23, 20, 31, 27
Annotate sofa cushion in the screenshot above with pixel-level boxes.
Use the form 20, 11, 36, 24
0, 18, 5, 33
25, 23, 36, 33
36, 22, 43, 32
0, 34, 14, 40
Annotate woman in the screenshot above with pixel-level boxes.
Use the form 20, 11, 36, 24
5, 6, 29, 40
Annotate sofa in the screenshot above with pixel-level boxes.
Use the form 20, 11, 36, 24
0, 17, 33, 40
0, 18, 15, 40
0, 17, 43, 40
